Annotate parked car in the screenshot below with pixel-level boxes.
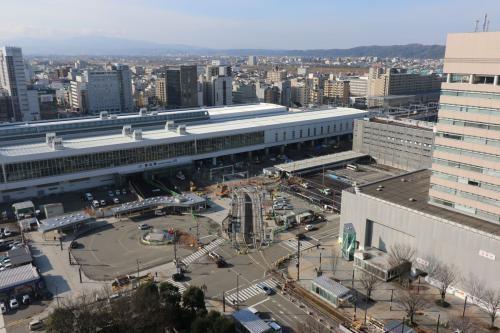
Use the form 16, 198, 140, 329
92, 200, 100, 208
305, 224, 315, 231
100, 200, 106, 206
115, 189, 121, 196
113, 197, 120, 204
70, 241, 80, 249
85, 192, 94, 201
137, 223, 150, 230
9, 298, 18, 310
22, 294, 31, 305
172, 272, 184, 281
256, 283, 274, 295
29, 319, 44, 331
3, 229, 12, 237
0, 302, 6, 314
108, 190, 114, 197
272, 204, 283, 210
122, 189, 127, 195
282, 204, 294, 210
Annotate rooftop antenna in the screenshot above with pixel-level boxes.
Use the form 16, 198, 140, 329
482, 13, 488, 32
475, 19, 480, 32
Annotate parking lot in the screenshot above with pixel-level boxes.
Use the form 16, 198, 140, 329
72, 214, 220, 281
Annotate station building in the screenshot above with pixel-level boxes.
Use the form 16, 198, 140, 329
0, 103, 368, 202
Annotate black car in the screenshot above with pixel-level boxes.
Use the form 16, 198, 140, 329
70, 241, 80, 249
172, 273, 184, 282
296, 233, 306, 240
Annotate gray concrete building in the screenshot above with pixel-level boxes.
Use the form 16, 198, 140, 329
0, 47, 30, 121
340, 169, 500, 290
352, 117, 434, 171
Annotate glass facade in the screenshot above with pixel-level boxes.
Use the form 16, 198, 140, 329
3, 131, 265, 182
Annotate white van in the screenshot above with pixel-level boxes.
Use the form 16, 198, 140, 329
29, 319, 44, 331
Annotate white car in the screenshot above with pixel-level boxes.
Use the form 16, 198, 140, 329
9, 298, 18, 310
113, 197, 120, 204
0, 302, 6, 314
115, 189, 121, 195
3, 229, 11, 237
305, 224, 315, 231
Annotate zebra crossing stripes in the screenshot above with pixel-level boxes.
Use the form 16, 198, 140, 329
181, 238, 225, 265
282, 238, 316, 251
225, 278, 280, 304
164, 278, 188, 293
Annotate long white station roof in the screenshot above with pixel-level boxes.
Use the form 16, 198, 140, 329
0, 107, 367, 160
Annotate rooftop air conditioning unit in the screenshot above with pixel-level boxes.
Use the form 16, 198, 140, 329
151, 111, 158, 116
99, 111, 109, 120
51, 137, 64, 150
46, 132, 56, 145
177, 124, 187, 135
165, 121, 175, 131
139, 108, 147, 116
122, 125, 132, 137
133, 129, 143, 141
110, 115, 117, 119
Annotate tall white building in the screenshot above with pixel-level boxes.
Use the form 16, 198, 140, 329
247, 56, 258, 66
70, 64, 134, 115
0, 47, 30, 121
203, 65, 233, 106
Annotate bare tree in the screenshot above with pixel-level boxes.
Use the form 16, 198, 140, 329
359, 271, 380, 301
395, 290, 426, 325
388, 243, 415, 267
427, 258, 458, 306
467, 274, 500, 329
449, 315, 476, 333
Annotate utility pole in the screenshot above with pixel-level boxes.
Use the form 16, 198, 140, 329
136, 259, 141, 286
463, 296, 468, 317
296, 236, 301, 281
173, 230, 178, 268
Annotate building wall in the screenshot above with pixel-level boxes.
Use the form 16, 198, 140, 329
0, 47, 29, 121
340, 189, 500, 290
352, 119, 434, 171
429, 32, 500, 224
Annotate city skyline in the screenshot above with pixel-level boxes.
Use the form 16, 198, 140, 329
0, 0, 499, 50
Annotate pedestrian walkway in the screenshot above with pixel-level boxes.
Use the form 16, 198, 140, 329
281, 238, 315, 251
164, 278, 188, 294
181, 238, 225, 266
225, 278, 280, 304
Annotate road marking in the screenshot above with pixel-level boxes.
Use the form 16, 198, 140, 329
181, 238, 225, 265
249, 297, 270, 308
164, 278, 188, 293
282, 239, 315, 251
225, 278, 280, 304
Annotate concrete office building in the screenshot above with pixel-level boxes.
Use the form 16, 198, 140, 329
232, 81, 258, 104
0, 90, 13, 122
430, 32, 500, 224
340, 32, 500, 293
203, 65, 233, 106
0, 47, 30, 121
352, 117, 434, 171
266, 67, 287, 84
26, 90, 40, 121
0, 104, 367, 202
70, 65, 134, 115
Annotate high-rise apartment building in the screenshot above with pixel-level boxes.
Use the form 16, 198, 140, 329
247, 56, 258, 66
0, 47, 30, 121
367, 67, 441, 97
323, 80, 350, 105
202, 65, 233, 106
266, 67, 287, 83
429, 32, 500, 224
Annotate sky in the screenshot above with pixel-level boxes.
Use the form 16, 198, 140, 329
0, 0, 499, 49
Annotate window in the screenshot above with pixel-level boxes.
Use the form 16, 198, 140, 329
473, 75, 495, 85
450, 74, 470, 83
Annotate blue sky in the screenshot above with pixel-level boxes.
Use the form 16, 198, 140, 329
1, 0, 499, 49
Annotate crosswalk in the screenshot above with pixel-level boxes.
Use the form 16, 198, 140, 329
164, 278, 188, 294
225, 278, 280, 304
181, 238, 225, 266
281, 238, 316, 251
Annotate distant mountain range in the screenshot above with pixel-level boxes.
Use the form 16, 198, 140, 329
1, 36, 445, 59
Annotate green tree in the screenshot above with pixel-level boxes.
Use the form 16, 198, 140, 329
182, 286, 206, 314
159, 281, 181, 307
46, 307, 75, 333
131, 282, 162, 332
191, 310, 235, 333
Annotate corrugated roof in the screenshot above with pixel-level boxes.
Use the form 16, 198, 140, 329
232, 309, 270, 333
38, 212, 92, 233
312, 275, 351, 297
111, 193, 206, 215
0, 264, 40, 291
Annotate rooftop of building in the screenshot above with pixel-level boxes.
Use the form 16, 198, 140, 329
365, 117, 434, 131
358, 169, 500, 237
0, 107, 368, 158
275, 150, 368, 173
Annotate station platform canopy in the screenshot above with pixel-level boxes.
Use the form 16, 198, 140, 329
274, 150, 368, 175
111, 193, 206, 216
38, 212, 92, 233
